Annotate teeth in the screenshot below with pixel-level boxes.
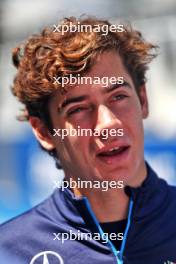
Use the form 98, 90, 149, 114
109, 147, 120, 152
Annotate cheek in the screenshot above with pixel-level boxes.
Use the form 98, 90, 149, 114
55, 125, 90, 158
67, 116, 94, 131
123, 102, 144, 137
64, 122, 92, 149
55, 133, 92, 176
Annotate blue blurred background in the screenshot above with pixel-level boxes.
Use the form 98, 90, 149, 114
0, 0, 176, 224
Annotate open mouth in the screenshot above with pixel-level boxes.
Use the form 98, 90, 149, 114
98, 146, 129, 157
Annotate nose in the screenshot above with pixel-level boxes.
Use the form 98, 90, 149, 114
94, 105, 122, 141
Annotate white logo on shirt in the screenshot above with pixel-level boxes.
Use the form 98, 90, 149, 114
30, 251, 64, 264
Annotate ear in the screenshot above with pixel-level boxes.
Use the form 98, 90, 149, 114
29, 117, 55, 150
138, 85, 149, 119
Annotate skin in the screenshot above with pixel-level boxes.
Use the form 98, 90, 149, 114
30, 50, 149, 222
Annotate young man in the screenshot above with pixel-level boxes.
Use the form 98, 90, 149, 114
0, 17, 176, 264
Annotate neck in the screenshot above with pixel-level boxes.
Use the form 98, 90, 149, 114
71, 161, 147, 223
74, 187, 129, 223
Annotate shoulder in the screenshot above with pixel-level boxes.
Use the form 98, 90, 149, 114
0, 191, 64, 262
0, 192, 57, 244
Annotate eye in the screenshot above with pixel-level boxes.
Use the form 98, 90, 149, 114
112, 94, 128, 101
67, 107, 87, 116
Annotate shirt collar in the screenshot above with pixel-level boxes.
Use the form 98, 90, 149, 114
52, 163, 168, 225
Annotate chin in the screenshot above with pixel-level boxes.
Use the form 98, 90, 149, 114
100, 164, 133, 181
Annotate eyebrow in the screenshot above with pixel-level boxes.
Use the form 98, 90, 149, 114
59, 80, 131, 111
106, 81, 131, 93
60, 95, 88, 110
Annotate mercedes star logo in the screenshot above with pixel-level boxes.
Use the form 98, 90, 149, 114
30, 251, 64, 264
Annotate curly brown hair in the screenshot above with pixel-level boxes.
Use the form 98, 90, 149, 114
11, 16, 158, 167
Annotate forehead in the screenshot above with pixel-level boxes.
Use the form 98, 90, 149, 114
86, 50, 128, 77
50, 51, 134, 104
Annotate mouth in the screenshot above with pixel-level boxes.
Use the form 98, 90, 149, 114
98, 146, 129, 156
96, 145, 130, 164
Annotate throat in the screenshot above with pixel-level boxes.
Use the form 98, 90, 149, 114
84, 188, 130, 223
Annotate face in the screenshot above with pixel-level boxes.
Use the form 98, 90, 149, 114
32, 51, 149, 187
